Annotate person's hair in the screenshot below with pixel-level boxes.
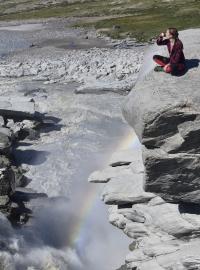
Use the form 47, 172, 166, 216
168, 28, 179, 39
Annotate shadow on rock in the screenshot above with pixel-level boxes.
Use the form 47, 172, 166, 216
10, 189, 47, 203
171, 58, 200, 77
13, 149, 49, 165
40, 115, 64, 134
186, 58, 200, 70
9, 188, 48, 226
179, 202, 200, 215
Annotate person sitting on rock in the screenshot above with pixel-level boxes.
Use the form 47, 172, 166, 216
153, 28, 186, 75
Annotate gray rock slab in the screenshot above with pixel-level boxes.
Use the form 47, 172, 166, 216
140, 202, 197, 237
88, 165, 132, 183
143, 147, 200, 204
109, 148, 142, 167
101, 173, 155, 205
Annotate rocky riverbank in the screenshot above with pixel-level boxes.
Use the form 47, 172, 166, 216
0, 96, 48, 222
89, 28, 200, 269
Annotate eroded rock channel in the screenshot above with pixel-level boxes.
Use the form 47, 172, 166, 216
0, 19, 145, 269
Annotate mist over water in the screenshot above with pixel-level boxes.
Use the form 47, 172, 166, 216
2, 120, 133, 270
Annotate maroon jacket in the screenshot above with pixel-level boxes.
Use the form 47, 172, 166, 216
157, 36, 185, 65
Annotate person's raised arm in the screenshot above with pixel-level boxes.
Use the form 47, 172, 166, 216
157, 32, 169, 45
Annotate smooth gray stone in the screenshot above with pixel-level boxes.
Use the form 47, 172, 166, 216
101, 173, 155, 205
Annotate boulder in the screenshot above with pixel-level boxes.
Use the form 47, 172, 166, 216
122, 52, 200, 203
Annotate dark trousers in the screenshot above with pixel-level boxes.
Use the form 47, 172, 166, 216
153, 55, 185, 75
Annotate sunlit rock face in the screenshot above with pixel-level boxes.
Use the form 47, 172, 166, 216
123, 29, 200, 204
90, 29, 200, 270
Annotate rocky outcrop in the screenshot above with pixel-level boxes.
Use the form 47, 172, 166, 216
0, 97, 46, 223
123, 29, 200, 204
89, 29, 200, 270
89, 147, 200, 270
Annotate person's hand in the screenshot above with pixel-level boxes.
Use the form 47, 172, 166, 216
159, 32, 165, 38
163, 63, 170, 72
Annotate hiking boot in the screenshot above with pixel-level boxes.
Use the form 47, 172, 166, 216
154, 66, 164, 72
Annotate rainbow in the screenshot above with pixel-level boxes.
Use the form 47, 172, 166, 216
68, 130, 140, 252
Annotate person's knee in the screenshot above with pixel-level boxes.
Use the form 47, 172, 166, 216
164, 65, 172, 73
